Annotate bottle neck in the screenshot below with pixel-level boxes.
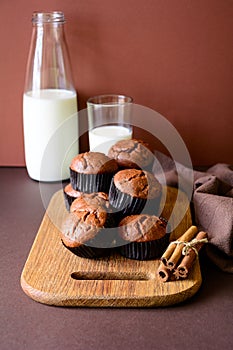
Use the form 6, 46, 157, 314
24, 11, 75, 93
32, 11, 65, 25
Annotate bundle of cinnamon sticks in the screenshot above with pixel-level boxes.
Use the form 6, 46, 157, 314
157, 226, 208, 282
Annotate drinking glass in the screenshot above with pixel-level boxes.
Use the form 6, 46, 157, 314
87, 94, 133, 154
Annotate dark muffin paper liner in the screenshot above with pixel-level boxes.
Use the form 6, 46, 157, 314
62, 240, 111, 259
118, 232, 170, 260
63, 191, 76, 211
109, 180, 147, 221
70, 169, 114, 194
103, 213, 116, 229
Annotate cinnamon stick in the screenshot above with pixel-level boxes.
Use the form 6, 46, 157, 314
161, 225, 198, 269
157, 262, 173, 282
174, 231, 208, 279
160, 243, 177, 266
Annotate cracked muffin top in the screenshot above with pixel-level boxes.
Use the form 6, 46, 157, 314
60, 212, 103, 247
70, 192, 109, 214
70, 152, 118, 174
108, 139, 154, 169
113, 168, 162, 199
118, 214, 167, 242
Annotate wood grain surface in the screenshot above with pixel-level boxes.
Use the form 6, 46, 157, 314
20, 187, 202, 307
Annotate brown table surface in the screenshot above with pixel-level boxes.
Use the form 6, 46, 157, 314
0, 167, 232, 350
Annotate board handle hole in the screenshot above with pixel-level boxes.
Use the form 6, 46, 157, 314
71, 271, 153, 281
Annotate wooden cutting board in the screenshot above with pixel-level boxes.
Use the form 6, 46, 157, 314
20, 187, 202, 307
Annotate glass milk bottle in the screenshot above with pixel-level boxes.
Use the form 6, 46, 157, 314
23, 11, 78, 182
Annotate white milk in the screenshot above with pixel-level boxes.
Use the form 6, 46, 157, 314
23, 89, 78, 181
89, 125, 132, 154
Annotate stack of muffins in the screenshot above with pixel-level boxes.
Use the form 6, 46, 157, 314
61, 139, 170, 260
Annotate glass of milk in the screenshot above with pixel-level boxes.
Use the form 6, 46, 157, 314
87, 95, 133, 154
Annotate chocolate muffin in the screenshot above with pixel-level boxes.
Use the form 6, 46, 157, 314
108, 139, 154, 170
70, 191, 114, 228
63, 183, 83, 211
60, 209, 115, 259
70, 152, 118, 193
118, 214, 169, 260
109, 168, 162, 220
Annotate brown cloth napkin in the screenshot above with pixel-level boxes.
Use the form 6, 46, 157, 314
153, 153, 233, 273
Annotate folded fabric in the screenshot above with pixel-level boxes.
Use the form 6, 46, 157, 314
193, 174, 233, 273
153, 153, 233, 273
207, 164, 233, 187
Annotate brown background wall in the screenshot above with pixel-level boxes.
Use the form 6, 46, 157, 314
0, 0, 232, 167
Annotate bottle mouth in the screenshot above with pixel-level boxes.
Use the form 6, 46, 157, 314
32, 11, 65, 24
